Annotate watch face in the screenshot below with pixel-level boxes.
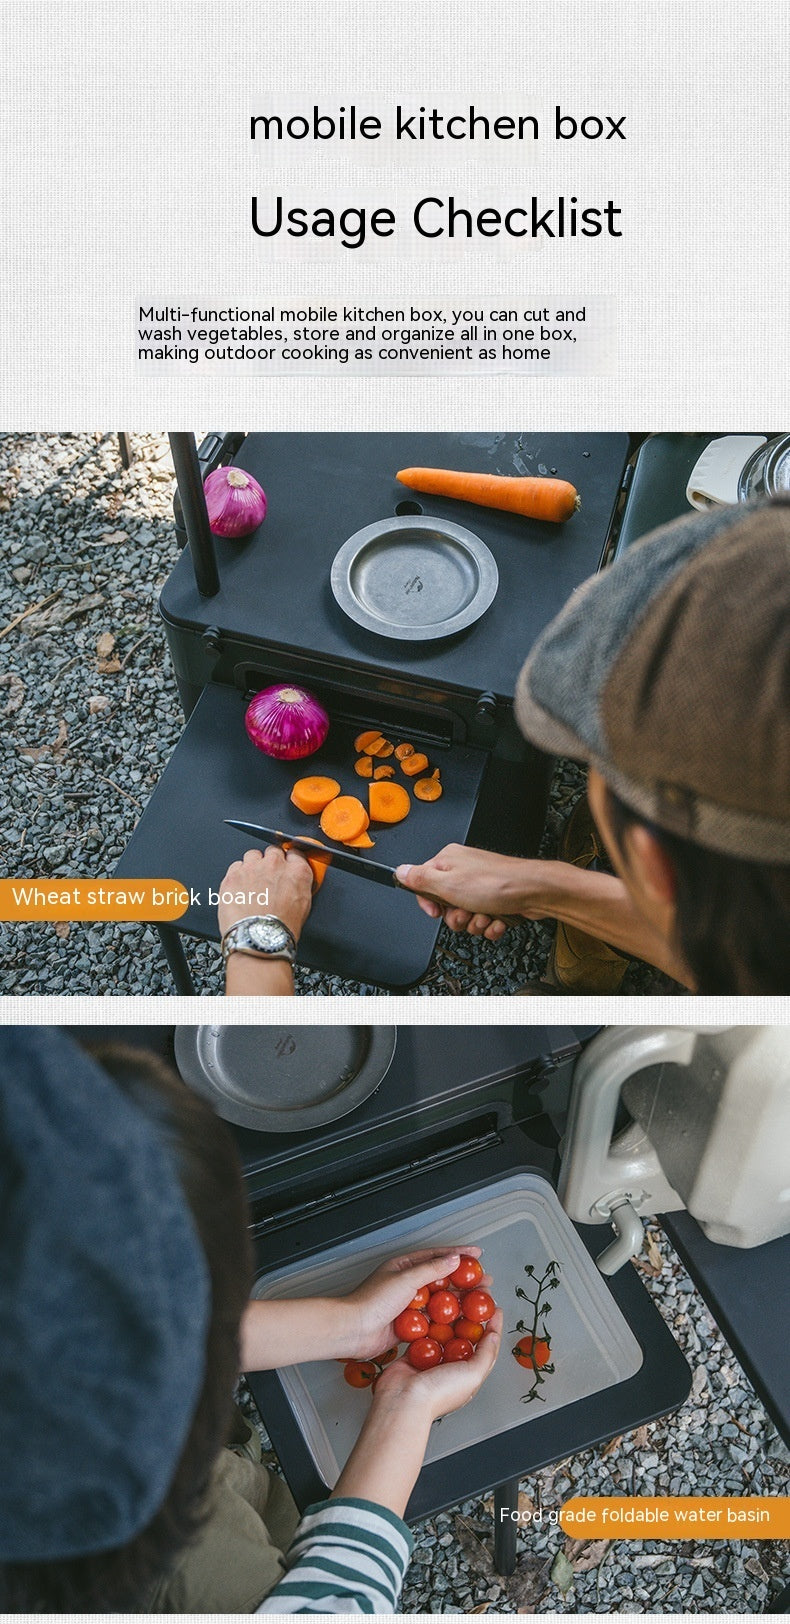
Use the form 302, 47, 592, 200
248, 918, 290, 952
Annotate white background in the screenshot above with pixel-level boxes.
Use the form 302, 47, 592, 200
2, 0, 788, 429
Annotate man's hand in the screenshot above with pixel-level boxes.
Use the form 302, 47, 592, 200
218, 845, 314, 942
343, 1248, 486, 1359
395, 844, 549, 941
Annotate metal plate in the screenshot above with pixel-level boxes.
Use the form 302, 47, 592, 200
174, 1025, 397, 1132
331, 515, 499, 640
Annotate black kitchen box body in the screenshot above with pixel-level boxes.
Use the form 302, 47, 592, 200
117, 431, 630, 987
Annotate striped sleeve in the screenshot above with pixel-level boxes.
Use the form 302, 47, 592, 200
256, 1497, 413, 1614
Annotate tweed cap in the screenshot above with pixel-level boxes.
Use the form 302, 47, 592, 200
0, 1029, 210, 1562
515, 498, 790, 863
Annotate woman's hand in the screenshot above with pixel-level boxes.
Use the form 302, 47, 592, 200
395, 844, 551, 941
332, 1310, 503, 1517
372, 1307, 503, 1422
218, 845, 314, 942
343, 1248, 485, 1360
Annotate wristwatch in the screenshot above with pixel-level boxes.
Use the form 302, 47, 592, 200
221, 915, 297, 965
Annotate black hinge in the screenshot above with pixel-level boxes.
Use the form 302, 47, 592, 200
249, 1127, 502, 1236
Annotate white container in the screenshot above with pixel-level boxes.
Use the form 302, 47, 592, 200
252, 1173, 643, 1487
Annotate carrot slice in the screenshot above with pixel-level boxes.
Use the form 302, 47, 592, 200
354, 755, 374, 778
344, 830, 375, 848
290, 776, 341, 815
320, 795, 368, 842
414, 777, 443, 801
400, 752, 429, 777
355, 729, 383, 752
370, 739, 395, 757
281, 839, 331, 889
394, 742, 414, 760
431, 768, 441, 779
373, 764, 395, 779
369, 781, 411, 824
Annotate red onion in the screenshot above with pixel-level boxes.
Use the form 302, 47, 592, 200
245, 684, 329, 760
204, 466, 267, 537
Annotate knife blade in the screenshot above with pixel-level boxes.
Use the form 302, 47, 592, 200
224, 817, 525, 927
224, 819, 401, 888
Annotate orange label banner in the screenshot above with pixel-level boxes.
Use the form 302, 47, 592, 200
561, 1496, 790, 1539
0, 879, 191, 922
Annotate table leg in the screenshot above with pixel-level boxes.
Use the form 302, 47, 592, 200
117, 432, 133, 469
156, 925, 196, 994
492, 1475, 521, 1576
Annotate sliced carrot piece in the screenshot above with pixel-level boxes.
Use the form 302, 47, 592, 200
354, 755, 373, 778
320, 795, 368, 842
282, 839, 331, 889
290, 776, 341, 815
343, 830, 375, 848
414, 777, 443, 801
373, 764, 395, 779
365, 736, 393, 757
394, 742, 414, 760
355, 729, 383, 752
431, 768, 441, 779
369, 781, 411, 824
400, 752, 429, 777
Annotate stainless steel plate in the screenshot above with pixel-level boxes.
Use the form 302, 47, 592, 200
331, 515, 499, 640
174, 1025, 397, 1133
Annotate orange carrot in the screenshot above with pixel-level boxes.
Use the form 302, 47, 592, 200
369, 781, 411, 824
343, 830, 375, 848
400, 752, 429, 777
290, 776, 340, 815
282, 839, 331, 889
365, 737, 394, 757
355, 729, 382, 752
396, 468, 580, 523
354, 755, 374, 778
373, 764, 395, 779
414, 776, 443, 801
394, 742, 414, 760
320, 795, 368, 842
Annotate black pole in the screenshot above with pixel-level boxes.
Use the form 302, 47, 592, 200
169, 432, 220, 598
492, 1477, 521, 1575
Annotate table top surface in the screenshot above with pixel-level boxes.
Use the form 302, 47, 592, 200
161, 431, 630, 700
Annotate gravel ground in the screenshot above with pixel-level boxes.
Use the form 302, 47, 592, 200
240, 1221, 789, 1614
0, 431, 677, 997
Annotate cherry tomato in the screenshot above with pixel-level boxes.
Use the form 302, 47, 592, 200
408, 1286, 430, 1311
393, 1308, 430, 1342
406, 1336, 443, 1370
343, 1359, 378, 1388
427, 1278, 449, 1291
449, 1255, 484, 1290
377, 1345, 399, 1367
513, 1335, 551, 1369
453, 1316, 484, 1345
443, 1337, 475, 1362
430, 1321, 455, 1345
427, 1290, 461, 1324
459, 1289, 496, 1325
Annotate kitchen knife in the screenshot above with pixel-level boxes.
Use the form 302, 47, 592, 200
225, 818, 404, 889
224, 818, 524, 926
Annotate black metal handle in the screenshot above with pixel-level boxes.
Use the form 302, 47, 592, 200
169, 432, 220, 598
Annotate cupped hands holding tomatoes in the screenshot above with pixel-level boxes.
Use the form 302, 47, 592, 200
340, 1253, 502, 1398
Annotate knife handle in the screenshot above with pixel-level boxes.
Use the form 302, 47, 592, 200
393, 875, 523, 929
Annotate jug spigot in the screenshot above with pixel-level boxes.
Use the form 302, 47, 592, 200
593, 1196, 645, 1276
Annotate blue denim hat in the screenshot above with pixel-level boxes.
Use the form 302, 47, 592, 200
515, 499, 790, 863
0, 1029, 210, 1561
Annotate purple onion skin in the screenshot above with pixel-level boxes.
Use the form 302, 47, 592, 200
245, 685, 329, 760
204, 466, 267, 537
